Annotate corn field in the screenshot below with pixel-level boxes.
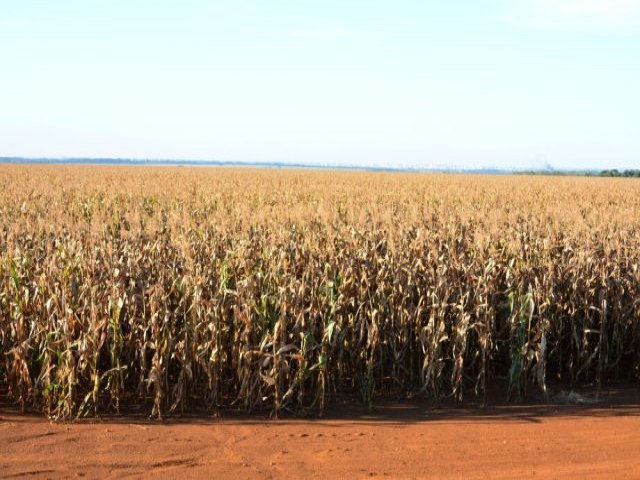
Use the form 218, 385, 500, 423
1, 165, 639, 419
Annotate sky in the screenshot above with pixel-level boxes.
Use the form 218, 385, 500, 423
1, 0, 639, 170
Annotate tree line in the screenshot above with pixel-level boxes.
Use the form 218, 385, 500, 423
599, 169, 640, 177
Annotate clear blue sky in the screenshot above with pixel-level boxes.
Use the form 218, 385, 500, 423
1, 0, 639, 169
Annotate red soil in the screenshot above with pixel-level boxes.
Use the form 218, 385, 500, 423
2, 392, 640, 479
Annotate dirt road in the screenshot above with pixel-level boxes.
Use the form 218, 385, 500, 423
2, 398, 640, 479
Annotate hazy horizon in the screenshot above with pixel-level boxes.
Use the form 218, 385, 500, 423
0, 155, 634, 173
2, 1, 639, 170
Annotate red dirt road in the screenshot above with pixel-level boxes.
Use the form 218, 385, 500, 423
2, 400, 640, 479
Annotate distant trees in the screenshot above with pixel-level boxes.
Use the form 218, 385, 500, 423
599, 169, 640, 178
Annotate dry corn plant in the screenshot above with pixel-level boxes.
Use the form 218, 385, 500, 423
0, 165, 639, 419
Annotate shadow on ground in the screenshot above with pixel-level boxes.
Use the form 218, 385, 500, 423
1, 382, 638, 427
